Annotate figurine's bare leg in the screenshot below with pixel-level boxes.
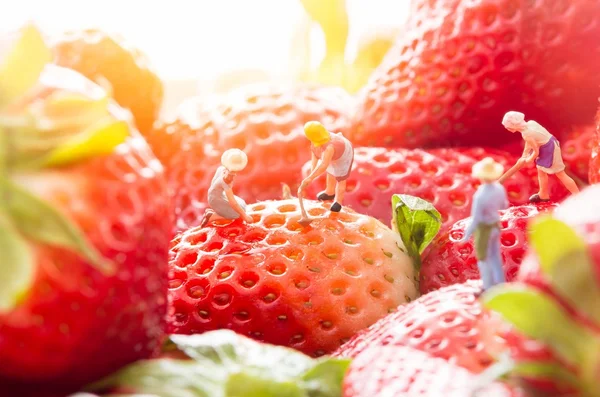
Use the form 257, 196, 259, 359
199, 209, 215, 228
536, 169, 550, 199
330, 180, 346, 212
555, 171, 580, 194
317, 173, 336, 201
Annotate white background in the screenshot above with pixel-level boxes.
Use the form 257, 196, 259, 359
1, 0, 409, 111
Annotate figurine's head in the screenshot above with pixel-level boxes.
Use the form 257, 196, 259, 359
502, 111, 526, 132
472, 157, 504, 183
304, 121, 331, 146
221, 148, 248, 172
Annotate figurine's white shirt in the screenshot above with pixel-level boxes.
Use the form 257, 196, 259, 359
521, 120, 552, 146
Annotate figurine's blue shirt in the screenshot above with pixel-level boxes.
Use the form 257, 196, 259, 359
464, 182, 509, 238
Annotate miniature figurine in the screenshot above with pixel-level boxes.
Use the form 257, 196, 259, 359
462, 157, 509, 291
199, 149, 253, 228
298, 121, 354, 213
500, 111, 579, 202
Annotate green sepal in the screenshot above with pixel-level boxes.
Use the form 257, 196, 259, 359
87, 330, 350, 397
42, 117, 129, 167
0, 215, 35, 313
529, 217, 600, 323
512, 361, 582, 392
0, 24, 51, 108
482, 283, 596, 367
0, 178, 113, 274
392, 194, 442, 270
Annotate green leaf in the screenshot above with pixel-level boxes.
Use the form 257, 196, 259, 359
88, 330, 350, 397
512, 361, 582, 392
529, 217, 600, 324
392, 194, 442, 270
0, 24, 51, 108
0, 215, 35, 312
482, 284, 596, 366
42, 117, 129, 167
0, 178, 113, 274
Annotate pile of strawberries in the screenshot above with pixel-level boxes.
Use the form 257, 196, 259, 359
1, 0, 600, 396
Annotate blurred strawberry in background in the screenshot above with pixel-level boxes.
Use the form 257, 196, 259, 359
0, 26, 172, 396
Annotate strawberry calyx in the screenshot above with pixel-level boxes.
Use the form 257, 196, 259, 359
0, 25, 127, 313
482, 217, 600, 395
391, 194, 442, 270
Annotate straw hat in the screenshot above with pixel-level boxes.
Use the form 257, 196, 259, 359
472, 157, 504, 181
221, 148, 248, 172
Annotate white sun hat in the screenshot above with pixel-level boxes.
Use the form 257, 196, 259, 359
472, 157, 504, 181
221, 148, 248, 172
502, 111, 526, 130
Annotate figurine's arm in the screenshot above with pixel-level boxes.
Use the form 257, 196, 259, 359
524, 139, 539, 164
224, 188, 252, 222
462, 194, 482, 241
310, 152, 318, 172
303, 145, 335, 184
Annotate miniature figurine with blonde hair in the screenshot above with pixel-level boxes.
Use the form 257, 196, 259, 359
500, 111, 579, 202
462, 157, 509, 291
299, 121, 354, 212
199, 149, 253, 227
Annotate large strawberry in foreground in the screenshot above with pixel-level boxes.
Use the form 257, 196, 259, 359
591, 107, 600, 184
0, 26, 171, 394
168, 194, 440, 357
483, 184, 600, 395
350, 0, 600, 148
147, 84, 353, 233
304, 146, 568, 230
421, 202, 558, 294
52, 29, 164, 133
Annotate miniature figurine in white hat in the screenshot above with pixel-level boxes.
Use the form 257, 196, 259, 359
199, 149, 253, 228
501, 111, 579, 202
462, 157, 509, 291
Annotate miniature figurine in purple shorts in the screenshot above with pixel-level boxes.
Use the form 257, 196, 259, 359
299, 121, 354, 213
462, 157, 509, 291
500, 111, 579, 202
199, 149, 253, 228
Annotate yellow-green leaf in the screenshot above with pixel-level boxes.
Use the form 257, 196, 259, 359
43, 117, 129, 167
0, 24, 51, 108
0, 215, 35, 313
1, 177, 113, 274
529, 217, 600, 323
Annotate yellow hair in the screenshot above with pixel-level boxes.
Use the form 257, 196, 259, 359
304, 121, 331, 146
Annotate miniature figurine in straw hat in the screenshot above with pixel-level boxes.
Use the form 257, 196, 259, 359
199, 149, 253, 228
299, 121, 354, 213
500, 111, 579, 202
461, 157, 509, 291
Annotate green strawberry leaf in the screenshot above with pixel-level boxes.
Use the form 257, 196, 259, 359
0, 24, 51, 108
42, 117, 129, 167
0, 215, 35, 312
529, 217, 600, 324
512, 361, 582, 392
87, 330, 350, 397
482, 283, 596, 367
392, 194, 442, 270
0, 178, 113, 274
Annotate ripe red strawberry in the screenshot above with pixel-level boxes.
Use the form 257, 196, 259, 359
147, 84, 353, 232
561, 125, 596, 183
52, 29, 164, 133
420, 202, 558, 294
334, 281, 507, 373
349, 0, 600, 148
591, 108, 600, 184
0, 27, 171, 395
303, 146, 568, 231
167, 196, 440, 357
483, 184, 600, 395
343, 344, 525, 397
